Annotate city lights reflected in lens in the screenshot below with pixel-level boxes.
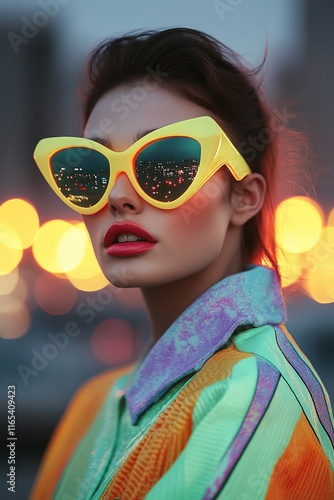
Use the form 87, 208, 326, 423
275, 197, 323, 254
91, 318, 134, 365
32, 220, 72, 273
0, 268, 19, 295
34, 272, 78, 315
0, 296, 31, 339
0, 223, 23, 275
0, 198, 39, 249
277, 249, 303, 288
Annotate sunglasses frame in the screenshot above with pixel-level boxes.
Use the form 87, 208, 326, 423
33, 116, 251, 214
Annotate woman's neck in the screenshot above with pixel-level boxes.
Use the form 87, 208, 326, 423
141, 255, 244, 343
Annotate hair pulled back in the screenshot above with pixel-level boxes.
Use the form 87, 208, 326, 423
82, 27, 279, 274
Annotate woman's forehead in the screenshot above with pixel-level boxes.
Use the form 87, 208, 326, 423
84, 85, 210, 151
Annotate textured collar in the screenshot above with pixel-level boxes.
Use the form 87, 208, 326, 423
125, 265, 286, 424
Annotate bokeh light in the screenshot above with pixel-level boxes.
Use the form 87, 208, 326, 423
91, 318, 134, 365
33, 220, 76, 273
0, 296, 31, 339
66, 223, 109, 291
34, 272, 78, 315
275, 197, 323, 254
303, 226, 334, 303
0, 267, 19, 295
57, 225, 87, 273
0, 198, 39, 249
0, 222, 23, 275
304, 271, 334, 304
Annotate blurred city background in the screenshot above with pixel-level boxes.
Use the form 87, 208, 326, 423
1, 0, 334, 497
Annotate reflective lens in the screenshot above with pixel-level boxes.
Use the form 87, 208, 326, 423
135, 137, 201, 202
50, 147, 110, 207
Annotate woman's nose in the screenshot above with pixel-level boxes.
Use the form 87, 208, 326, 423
108, 173, 144, 215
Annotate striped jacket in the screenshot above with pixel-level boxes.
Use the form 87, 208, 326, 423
31, 266, 334, 499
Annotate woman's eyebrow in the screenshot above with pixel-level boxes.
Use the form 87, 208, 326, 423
134, 128, 157, 142
86, 136, 113, 148
86, 128, 157, 149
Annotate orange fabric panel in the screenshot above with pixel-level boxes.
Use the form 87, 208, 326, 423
30, 365, 133, 500
102, 346, 252, 500
266, 412, 334, 499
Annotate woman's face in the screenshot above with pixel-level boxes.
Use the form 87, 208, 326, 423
83, 85, 242, 288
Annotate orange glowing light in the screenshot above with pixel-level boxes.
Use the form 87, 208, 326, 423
34, 273, 78, 315
0, 223, 23, 275
91, 319, 134, 365
0, 198, 39, 249
275, 197, 323, 254
0, 296, 31, 339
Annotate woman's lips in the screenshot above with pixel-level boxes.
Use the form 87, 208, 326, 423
103, 221, 157, 256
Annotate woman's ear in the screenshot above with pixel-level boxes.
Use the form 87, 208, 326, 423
230, 173, 266, 226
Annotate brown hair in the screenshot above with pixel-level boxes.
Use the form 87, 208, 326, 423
81, 27, 280, 275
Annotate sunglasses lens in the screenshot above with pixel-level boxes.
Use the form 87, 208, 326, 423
135, 137, 201, 202
50, 148, 109, 208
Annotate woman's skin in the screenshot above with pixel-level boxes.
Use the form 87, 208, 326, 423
83, 84, 266, 342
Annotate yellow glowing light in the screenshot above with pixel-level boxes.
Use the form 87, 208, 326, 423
276, 249, 303, 288
303, 226, 334, 303
0, 223, 23, 275
304, 226, 334, 276
67, 272, 109, 292
275, 197, 323, 254
57, 226, 87, 273
32, 220, 73, 273
305, 271, 334, 304
0, 198, 39, 249
65, 223, 109, 291
0, 296, 31, 339
65, 223, 102, 279
0, 268, 19, 295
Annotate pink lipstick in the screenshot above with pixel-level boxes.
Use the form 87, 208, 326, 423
103, 221, 157, 257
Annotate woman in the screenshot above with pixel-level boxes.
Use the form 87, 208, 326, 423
31, 28, 333, 499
